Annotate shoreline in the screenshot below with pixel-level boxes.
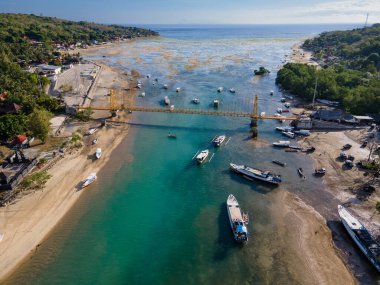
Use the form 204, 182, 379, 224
0, 62, 136, 281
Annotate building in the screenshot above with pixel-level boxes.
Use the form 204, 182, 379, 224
37, 64, 62, 75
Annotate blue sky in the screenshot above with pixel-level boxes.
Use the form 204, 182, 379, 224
0, 0, 379, 24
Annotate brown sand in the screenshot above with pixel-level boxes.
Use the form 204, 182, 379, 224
299, 129, 380, 234
271, 191, 356, 285
0, 64, 135, 281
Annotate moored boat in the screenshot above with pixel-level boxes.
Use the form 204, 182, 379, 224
167, 132, 177, 139
297, 167, 304, 177
230, 163, 282, 185
196, 150, 209, 164
164, 96, 170, 106
273, 140, 290, 147
272, 160, 286, 167
314, 168, 326, 175
229, 88, 236, 93
192, 98, 200, 104
87, 128, 98, 135
282, 131, 295, 139
176, 87, 181, 92
338, 205, 380, 272
217, 87, 223, 93
213, 99, 219, 108
227, 194, 249, 243
212, 135, 226, 147
95, 148, 102, 159
82, 173, 97, 188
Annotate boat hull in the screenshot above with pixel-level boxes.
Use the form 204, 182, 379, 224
230, 164, 281, 185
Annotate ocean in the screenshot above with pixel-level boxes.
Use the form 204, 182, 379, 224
5, 24, 363, 285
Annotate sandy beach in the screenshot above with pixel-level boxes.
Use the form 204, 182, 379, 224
0, 63, 136, 281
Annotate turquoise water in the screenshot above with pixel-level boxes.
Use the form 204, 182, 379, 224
5, 24, 361, 285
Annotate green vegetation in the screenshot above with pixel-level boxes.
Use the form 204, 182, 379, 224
28, 109, 52, 143
276, 24, 380, 115
0, 13, 157, 142
21, 170, 51, 189
254, 66, 270, 76
74, 108, 93, 121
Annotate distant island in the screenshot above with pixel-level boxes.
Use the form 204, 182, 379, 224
0, 13, 158, 142
276, 24, 380, 115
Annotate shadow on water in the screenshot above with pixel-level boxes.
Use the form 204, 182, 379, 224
122, 122, 249, 133
225, 170, 278, 194
213, 203, 242, 262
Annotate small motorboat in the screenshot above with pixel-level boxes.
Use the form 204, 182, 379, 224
92, 138, 98, 145
139, 92, 146, 97
192, 98, 200, 104
284, 102, 291, 108
167, 133, 177, 139
217, 87, 223, 93
282, 109, 290, 113
146, 74, 151, 78
229, 88, 236, 93
137, 83, 142, 89
282, 131, 295, 139
164, 96, 170, 105
272, 160, 286, 167
297, 168, 304, 177
95, 148, 102, 159
280, 97, 286, 103
277, 108, 283, 114
273, 140, 290, 147
212, 135, 226, 147
196, 150, 209, 164
82, 173, 97, 188
213, 99, 219, 108
314, 168, 326, 176
260, 112, 266, 117
270, 90, 274, 95
163, 84, 168, 89
170, 105, 175, 111
176, 87, 181, 92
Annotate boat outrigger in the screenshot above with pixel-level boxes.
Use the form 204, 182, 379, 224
338, 205, 380, 272
227, 194, 249, 243
230, 163, 282, 185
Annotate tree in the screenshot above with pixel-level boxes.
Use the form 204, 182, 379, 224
0, 114, 27, 140
28, 109, 52, 143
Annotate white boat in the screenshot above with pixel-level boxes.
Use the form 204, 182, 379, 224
212, 135, 226, 147
87, 128, 98, 135
176, 87, 181, 92
137, 83, 142, 89
280, 97, 286, 103
82, 173, 97, 188
170, 105, 175, 111
217, 87, 223, 93
163, 84, 168, 89
277, 108, 283, 114
260, 112, 266, 117
282, 131, 295, 139
338, 205, 380, 272
284, 102, 291, 108
164, 96, 170, 105
270, 90, 274, 95
95, 148, 102, 159
229, 88, 236, 93
139, 92, 146, 97
196, 150, 209, 164
192, 98, 200, 104
294, 130, 311, 136
275, 126, 293, 132
272, 140, 290, 147
227, 194, 249, 243
92, 138, 98, 145
213, 99, 219, 108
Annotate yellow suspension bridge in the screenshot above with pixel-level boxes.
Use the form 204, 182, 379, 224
80, 91, 298, 122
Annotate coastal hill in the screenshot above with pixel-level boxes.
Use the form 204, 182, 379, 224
276, 24, 380, 115
0, 14, 158, 142
0, 13, 158, 64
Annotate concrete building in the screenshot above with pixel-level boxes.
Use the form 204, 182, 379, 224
37, 64, 62, 75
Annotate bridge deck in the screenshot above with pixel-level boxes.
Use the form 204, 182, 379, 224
80, 106, 297, 120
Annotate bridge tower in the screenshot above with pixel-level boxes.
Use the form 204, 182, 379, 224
250, 95, 259, 138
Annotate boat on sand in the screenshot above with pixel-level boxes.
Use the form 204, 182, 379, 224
82, 173, 97, 188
